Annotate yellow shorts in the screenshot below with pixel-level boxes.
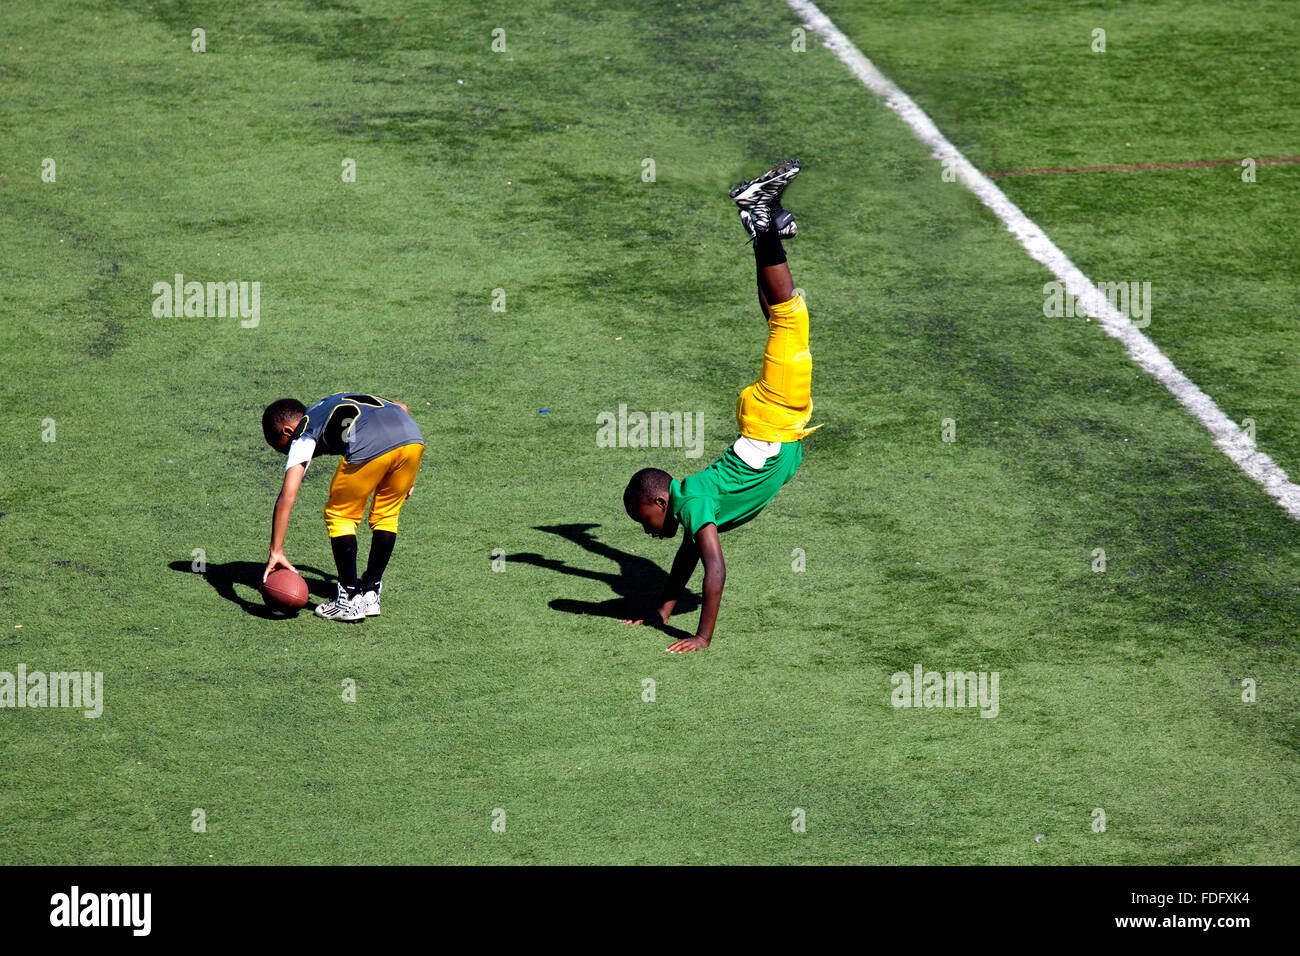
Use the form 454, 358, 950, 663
323, 442, 424, 537
736, 293, 818, 442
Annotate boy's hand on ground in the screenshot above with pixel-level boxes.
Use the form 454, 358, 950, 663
666, 635, 711, 654
263, 552, 297, 583
406, 484, 415, 499
618, 609, 668, 627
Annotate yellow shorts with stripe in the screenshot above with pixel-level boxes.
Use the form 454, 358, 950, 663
736, 293, 818, 442
324, 442, 424, 538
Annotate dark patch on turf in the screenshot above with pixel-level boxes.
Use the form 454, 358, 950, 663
328, 103, 555, 154
9, 196, 137, 358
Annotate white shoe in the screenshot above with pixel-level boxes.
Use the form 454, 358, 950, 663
356, 583, 382, 617
314, 584, 365, 622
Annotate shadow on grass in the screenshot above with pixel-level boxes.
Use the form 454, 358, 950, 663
509, 523, 699, 640
168, 560, 335, 620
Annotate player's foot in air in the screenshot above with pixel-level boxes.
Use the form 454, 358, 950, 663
314, 584, 365, 622
731, 158, 801, 241
356, 582, 382, 617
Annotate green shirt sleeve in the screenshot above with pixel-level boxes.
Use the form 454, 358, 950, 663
676, 495, 717, 542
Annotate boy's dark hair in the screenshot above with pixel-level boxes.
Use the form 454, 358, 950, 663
262, 398, 306, 447
624, 467, 672, 514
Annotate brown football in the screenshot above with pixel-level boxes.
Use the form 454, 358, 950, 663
263, 568, 309, 610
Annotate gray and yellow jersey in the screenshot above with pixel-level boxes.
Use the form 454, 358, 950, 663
285, 393, 424, 472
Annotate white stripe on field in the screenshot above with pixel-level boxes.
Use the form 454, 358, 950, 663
787, 0, 1300, 519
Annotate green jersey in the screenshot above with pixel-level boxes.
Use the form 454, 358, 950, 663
669, 441, 803, 542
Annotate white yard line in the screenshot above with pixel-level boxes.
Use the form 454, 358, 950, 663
787, 0, 1300, 519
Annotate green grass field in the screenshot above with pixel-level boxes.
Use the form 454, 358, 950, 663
3, 0, 1298, 864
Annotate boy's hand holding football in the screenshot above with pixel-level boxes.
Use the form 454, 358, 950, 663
263, 551, 297, 583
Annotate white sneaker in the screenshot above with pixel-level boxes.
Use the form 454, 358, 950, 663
314, 584, 365, 622
356, 583, 382, 617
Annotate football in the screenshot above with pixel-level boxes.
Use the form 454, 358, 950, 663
262, 568, 309, 610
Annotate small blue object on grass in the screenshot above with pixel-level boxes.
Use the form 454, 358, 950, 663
539, 408, 549, 414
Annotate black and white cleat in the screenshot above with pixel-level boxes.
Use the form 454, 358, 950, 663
730, 158, 802, 239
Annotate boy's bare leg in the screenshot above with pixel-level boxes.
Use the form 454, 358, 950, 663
754, 231, 794, 320
757, 261, 794, 314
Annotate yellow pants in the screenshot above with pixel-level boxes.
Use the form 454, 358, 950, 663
324, 443, 424, 537
736, 294, 818, 442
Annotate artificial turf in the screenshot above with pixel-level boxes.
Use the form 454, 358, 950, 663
2, 0, 1297, 864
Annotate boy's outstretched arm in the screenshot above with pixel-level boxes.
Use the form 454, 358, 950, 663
263, 462, 306, 582
666, 524, 724, 654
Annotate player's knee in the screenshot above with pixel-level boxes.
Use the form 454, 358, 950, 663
324, 506, 360, 538
370, 516, 399, 534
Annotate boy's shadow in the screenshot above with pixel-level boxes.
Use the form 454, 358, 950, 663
510, 523, 699, 640
167, 560, 335, 619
